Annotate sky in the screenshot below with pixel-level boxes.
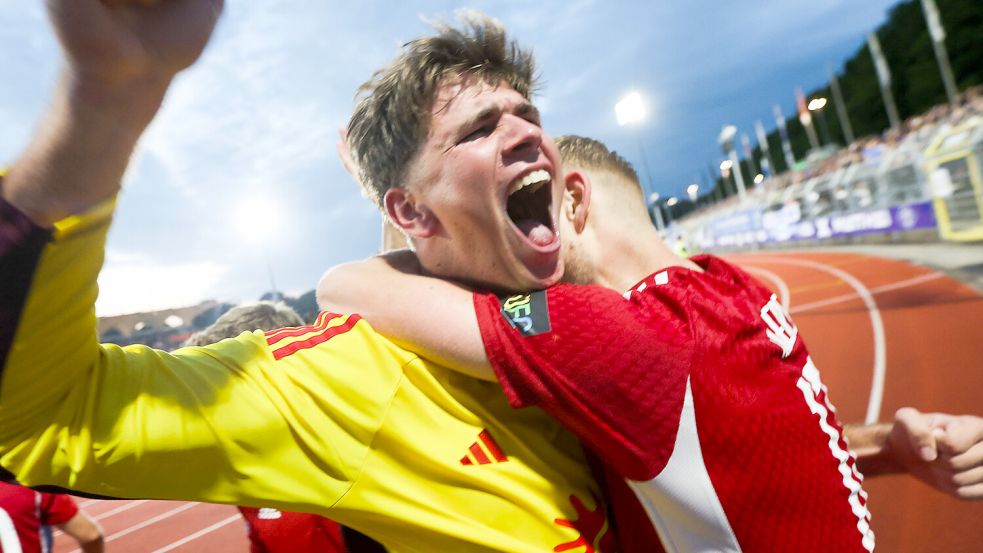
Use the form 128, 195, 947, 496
0, 0, 904, 316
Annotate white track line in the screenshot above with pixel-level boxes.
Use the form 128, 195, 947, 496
91, 499, 152, 521
744, 266, 791, 311
790, 272, 945, 314
745, 257, 886, 424
67, 502, 200, 553
54, 499, 151, 538
151, 514, 242, 553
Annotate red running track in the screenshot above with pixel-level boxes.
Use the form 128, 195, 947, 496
53, 251, 983, 552
731, 251, 983, 553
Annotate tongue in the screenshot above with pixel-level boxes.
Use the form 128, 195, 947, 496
516, 219, 554, 247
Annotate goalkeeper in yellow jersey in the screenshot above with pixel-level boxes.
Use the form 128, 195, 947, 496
0, 2, 615, 551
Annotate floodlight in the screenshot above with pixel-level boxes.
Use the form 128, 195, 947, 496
615, 91, 646, 126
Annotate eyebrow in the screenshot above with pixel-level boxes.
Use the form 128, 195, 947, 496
514, 102, 541, 123
452, 101, 542, 143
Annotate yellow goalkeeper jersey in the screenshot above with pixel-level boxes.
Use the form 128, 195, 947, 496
0, 197, 612, 553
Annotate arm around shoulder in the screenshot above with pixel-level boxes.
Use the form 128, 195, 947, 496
317, 250, 495, 380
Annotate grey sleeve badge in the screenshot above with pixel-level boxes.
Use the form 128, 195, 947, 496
499, 290, 551, 336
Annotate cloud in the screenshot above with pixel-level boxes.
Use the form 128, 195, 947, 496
97, 251, 230, 316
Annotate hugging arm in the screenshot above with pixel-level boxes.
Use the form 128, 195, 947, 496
317, 250, 495, 380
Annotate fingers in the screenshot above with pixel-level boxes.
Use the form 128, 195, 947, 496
954, 482, 983, 500
100, 0, 162, 6
933, 415, 983, 500
936, 415, 983, 456
943, 432, 983, 473
895, 407, 939, 462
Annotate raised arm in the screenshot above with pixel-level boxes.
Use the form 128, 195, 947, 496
317, 250, 495, 380
2, 0, 222, 226
848, 407, 983, 499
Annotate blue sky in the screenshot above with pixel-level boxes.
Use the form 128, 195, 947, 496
0, 0, 903, 315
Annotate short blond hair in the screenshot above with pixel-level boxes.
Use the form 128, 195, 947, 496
348, 11, 537, 208
555, 135, 641, 188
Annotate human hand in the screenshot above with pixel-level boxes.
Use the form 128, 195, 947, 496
46, 0, 223, 89
889, 407, 983, 499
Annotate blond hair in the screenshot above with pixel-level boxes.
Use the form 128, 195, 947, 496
347, 11, 537, 208
555, 135, 641, 188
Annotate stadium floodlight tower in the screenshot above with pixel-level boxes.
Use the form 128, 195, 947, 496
807, 97, 832, 146
615, 91, 661, 228
235, 196, 281, 301
718, 125, 747, 200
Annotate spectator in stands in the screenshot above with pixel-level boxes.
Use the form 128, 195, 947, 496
0, 481, 103, 553
185, 302, 385, 553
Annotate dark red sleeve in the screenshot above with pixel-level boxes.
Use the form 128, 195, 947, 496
473, 284, 692, 481
40, 492, 79, 525
0, 188, 53, 372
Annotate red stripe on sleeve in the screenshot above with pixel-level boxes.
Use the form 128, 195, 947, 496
265, 312, 337, 346
271, 315, 362, 360
479, 430, 508, 462
468, 442, 491, 465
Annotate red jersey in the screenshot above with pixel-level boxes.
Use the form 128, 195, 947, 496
0, 481, 78, 553
474, 255, 874, 552
238, 507, 346, 553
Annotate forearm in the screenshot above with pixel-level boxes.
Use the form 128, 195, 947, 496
2, 71, 168, 226
60, 514, 104, 553
318, 252, 495, 380
846, 422, 904, 477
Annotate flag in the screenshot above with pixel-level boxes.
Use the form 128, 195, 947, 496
741, 133, 758, 176
773, 104, 796, 169
755, 120, 774, 176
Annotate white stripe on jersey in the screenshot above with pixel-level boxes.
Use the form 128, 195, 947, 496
0, 506, 24, 553
797, 357, 875, 552
628, 377, 742, 553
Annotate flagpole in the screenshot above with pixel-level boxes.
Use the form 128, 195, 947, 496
773, 105, 797, 170
827, 65, 855, 144
755, 120, 775, 176
867, 32, 901, 130
921, 0, 959, 108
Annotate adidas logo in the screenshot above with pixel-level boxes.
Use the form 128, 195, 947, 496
460, 429, 508, 465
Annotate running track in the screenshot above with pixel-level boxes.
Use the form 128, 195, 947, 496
52, 251, 983, 552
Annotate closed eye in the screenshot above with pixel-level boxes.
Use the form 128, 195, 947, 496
461, 123, 495, 143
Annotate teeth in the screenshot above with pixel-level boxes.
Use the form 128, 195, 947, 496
509, 169, 551, 195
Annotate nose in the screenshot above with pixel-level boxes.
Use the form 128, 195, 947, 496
502, 115, 543, 158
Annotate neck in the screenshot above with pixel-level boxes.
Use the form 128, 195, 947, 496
592, 224, 698, 292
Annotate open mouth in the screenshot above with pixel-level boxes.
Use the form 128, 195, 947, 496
506, 169, 556, 248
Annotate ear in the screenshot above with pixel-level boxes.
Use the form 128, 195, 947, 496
563, 170, 592, 234
384, 187, 437, 239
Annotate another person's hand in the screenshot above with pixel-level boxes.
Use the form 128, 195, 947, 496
888, 407, 983, 499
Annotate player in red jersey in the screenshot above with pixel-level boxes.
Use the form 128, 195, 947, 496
0, 481, 103, 553
320, 135, 983, 552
